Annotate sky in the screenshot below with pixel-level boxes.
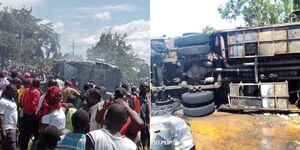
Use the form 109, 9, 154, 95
0, 0, 150, 63
150, 0, 245, 38
0, 0, 246, 63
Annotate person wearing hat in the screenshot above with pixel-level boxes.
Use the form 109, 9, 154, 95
23, 72, 30, 79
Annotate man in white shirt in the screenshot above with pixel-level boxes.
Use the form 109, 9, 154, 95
0, 84, 18, 150
86, 103, 137, 150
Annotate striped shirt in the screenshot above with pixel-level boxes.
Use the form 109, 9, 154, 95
56, 132, 86, 150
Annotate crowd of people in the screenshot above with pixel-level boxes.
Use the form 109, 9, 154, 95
0, 69, 150, 150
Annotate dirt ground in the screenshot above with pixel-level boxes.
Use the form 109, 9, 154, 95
177, 111, 300, 150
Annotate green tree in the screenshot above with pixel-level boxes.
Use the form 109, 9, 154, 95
87, 29, 149, 79
0, 7, 60, 66
202, 26, 216, 34
0, 31, 18, 65
137, 63, 150, 78
218, 0, 300, 26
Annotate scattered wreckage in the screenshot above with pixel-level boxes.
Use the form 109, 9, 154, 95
52, 59, 121, 95
151, 22, 300, 117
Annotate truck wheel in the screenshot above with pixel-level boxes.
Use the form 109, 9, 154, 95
177, 45, 211, 56
174, 33, 210, 47
182, 32, 199, 36
182, 90, 214, 105
183, 102, 215, 117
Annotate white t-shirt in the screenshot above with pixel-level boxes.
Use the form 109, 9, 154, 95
56, 79, 65, 90
87, 129, 137, 150
0, 97, 18, 130
42, 107, 66, 130
89, 102, 104, 131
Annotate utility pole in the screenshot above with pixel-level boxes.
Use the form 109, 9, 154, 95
69, 41, 78, 55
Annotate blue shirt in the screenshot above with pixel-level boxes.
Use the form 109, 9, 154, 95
56, 132, 86, 150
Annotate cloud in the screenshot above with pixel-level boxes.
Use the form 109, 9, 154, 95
81, 34, 99, 45
54, 4, 139, 24
0, 0, 43, 8
94, 12, 111, 21
53, 21, 65, 34
100, 4, 139, 12
111, 20, 150, 63
73, 4, 139, 13
110, 20, 149, 35
151, 0, 245, 37
129, 40, 150, 63
71, 22, 81, 26
39, 19, 50, 25
38, 20, 64, 34
59, 20, 150, 63
90, 19, 150, 63
74, 15, 85, 19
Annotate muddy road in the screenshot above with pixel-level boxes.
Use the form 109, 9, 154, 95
176, 111, 300, 150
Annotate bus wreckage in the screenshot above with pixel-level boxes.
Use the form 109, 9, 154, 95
52, 59, 121, 97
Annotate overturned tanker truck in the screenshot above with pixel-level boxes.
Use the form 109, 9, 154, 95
151, 22, 300, 117
52, 59, 121, 96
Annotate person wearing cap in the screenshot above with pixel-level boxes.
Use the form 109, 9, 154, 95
24, 72, 30, 79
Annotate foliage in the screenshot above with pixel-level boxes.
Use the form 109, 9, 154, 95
0, 7, 60, 67
86, 29, 149, 79
13, 58, 53, 69
137, 63, 150, 78
218, 0, 300, 26
62, 53, 83, 60
0, 31, 18, 65
202, 26, 216, 34
36, 58, 54, 69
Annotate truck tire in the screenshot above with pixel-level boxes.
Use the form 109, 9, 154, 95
174, 33, 209, 47
177, 45, 211, 56
182, 32, 199, 36
182, 90, 214, 105
183, 102, 215, 117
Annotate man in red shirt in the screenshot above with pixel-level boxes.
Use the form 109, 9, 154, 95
19, 78, 41, 150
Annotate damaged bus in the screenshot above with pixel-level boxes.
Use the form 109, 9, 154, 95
52, 59, 121, 96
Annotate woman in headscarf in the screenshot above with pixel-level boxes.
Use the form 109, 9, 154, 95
37, 86, 66, 134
